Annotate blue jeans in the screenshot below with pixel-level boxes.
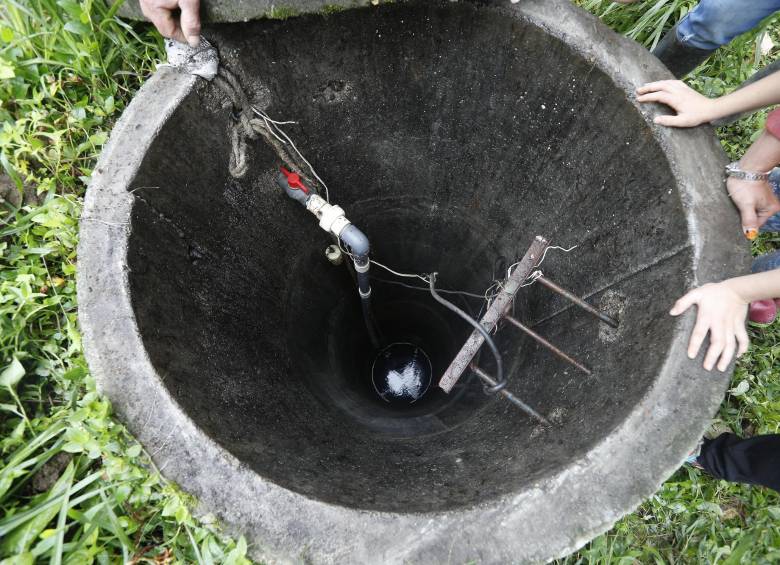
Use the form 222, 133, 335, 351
752, 169, 780, 272
677, 0, 780, 51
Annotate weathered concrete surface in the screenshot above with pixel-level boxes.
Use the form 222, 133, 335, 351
118, 0, 375, 23
79, 1, 750, 563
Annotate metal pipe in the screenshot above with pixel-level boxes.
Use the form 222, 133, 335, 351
277, 169, 381, 347
438, 236, 550, 393
504, 316, 591, 375
536, 276, 619, 328
469, 364, 550, 425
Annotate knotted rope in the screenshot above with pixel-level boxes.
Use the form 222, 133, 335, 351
213, 66, 318, 188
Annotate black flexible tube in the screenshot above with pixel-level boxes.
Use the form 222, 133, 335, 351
428, 273, 505, 393
353, 255, 381, 348
360, 293, 381, 349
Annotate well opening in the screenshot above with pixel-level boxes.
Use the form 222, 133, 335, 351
120, 1, 693, 513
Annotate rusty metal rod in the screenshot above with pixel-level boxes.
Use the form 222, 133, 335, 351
438, 236, 550, 393
470, 364, 550, 425
536, 276, 619, 328
504, 315, 592, 375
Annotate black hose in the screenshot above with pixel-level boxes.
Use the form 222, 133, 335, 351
428, 273, 505, 393
353, 256, 381, 348
361, 293, 381, 349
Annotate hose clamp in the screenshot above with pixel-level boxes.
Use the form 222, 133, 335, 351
354, 260, 370, 273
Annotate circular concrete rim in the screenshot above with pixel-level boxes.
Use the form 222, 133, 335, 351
117, 0, 376, 24
78, 1, 749, 563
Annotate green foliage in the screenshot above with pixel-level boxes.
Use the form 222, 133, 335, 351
562, 2, 780, 563
266, 6, 300, 20
0, 0, 162, 196
0, 1, 250, 563
0, 0, 778, 563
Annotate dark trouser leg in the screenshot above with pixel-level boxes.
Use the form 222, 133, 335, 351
698, 433, 780, 492
652, 24, 715, 78
653, 0, 780, 78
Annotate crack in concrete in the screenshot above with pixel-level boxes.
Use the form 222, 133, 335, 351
528, 242, 693, 328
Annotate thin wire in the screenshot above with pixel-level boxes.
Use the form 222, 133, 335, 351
481, 243, 577, 314
369, 258, 430, 283
371, 275, 487, 300
429, 273, 506, 394
251, 105, 331, 202
338, 240, 578, 326
259, 115, 287, 144
519, 270, 544, 287
337, 240, 430, 283
506, 244, 578, 279
256, 114, 297, 126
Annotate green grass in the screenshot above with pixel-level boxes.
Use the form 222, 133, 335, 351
0, 0, 250, 562
0, 0, 778, 563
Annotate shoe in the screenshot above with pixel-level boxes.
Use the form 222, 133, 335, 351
748, 299, 777, 324
652, 24, 715, 78
685, 439, 704, 469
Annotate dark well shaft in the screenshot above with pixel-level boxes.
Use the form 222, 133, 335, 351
536, 276, 619, 328
504, 315, 591, 375
470, 364, 550, 425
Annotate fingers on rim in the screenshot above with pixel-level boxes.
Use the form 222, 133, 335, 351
671, 290, 697, 315
717, 333, 736, 372
702, 331, 725, 371
735, 322, 750, 357
654, 114, 686, 127
738, 205, 759, 230
688, 316, 709, 360
636, 92, 673, 105
179, 0, 201, 37
152, 13, 178, 38
636, 80, 675, 94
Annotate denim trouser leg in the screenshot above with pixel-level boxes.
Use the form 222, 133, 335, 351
752, 169, 780, 273
677, 0, 780, 50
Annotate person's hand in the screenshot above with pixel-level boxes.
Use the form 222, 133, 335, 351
139, 0, 201, 47
727, 176, 780, 239
670, 281, 749, 372
636, 80, 718, 127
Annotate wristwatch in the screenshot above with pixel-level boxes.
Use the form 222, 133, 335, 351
725, 161, 771, 181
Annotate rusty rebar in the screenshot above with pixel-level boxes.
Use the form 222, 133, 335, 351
469, 364, 550, 425
504, 315, 592, 375
536, 276, 619, 328
438, 236, 550, 393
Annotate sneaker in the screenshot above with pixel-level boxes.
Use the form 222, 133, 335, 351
685, 440, 704, 469
748, 299, 777, 324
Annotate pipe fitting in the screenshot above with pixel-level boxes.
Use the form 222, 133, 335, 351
325, 244, 343, 266
277, 169, 311, 205
304, 194, 351, 236
339, 223, 370, 259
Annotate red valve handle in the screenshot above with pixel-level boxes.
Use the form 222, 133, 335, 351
280, 167, 310, 194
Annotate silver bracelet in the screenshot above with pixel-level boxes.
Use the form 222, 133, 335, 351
725, 161, 771, 181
